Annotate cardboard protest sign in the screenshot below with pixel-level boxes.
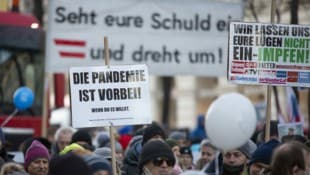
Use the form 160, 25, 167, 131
228, 22, 310, 87
69, 64, 151, 128
46, 0, 243, 76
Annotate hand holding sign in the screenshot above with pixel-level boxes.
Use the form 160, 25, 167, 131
13, 87, 34, 110
205, 93, 256, 151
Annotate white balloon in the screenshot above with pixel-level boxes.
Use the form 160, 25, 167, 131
205, 93, 257, 151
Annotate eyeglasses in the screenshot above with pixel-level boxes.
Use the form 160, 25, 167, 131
152, 157, 174, 167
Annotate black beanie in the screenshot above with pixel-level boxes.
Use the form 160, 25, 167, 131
139, 140, 175, 168
71, 130, 92, 147
180, 146, 193, 158
49, 153, 92, 175
142, 122, 166, 145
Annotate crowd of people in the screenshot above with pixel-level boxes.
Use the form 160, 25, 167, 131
0, 117, 308, 175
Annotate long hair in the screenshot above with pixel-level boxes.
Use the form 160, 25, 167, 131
271, 141, 306, 175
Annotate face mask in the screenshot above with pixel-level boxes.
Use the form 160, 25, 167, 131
223, 163, 245, 175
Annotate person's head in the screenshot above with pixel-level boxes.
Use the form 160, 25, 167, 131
248, 140, 280, 175
141, 122, 166, 145
139, 140, 175, 175
94, 147, 112, 162
0, 162, 27, 175
84, 155, 112, 175
20, 138, 51, 157
288, 128, 295, 136
223, 140, 256, 175
54, 127, 75, 152
168, 131, 187, 147
166, 138, 181, 159
71, 130, 93, 151
303, 144, 310, 173
96, 132, 110, 148
24, 140, 50, 175
49, 153, 92, 175
105, 141, 124, 162
199, 139, 217, 166
281, 135, 307, 144
271, 141, 308, 175
180, 147, 193, 170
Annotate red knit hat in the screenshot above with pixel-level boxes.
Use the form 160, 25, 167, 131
24, 140, 50, 169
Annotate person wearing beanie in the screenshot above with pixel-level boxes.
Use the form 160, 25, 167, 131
139, 140, 175, 175
71, 130, 94, 151
237, 140, 257, 160
84, 155, 113, 175
248, 139, 280, 175
205, 140, 257, 175
141, 122, 166, 146
168, 131, 187, 147
122, 122, 166, 175
24, 140, 50, 175
96, 131, 110, 148
179, 146, 195, 171
222, 140, 257, 175
49, 153, 92, 175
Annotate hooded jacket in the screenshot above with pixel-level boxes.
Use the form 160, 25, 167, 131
122, 136, 143, 175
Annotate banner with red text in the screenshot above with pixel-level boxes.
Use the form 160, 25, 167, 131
228, 22, 310, 87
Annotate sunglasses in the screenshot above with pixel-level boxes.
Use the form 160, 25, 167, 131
152, 157, 174, 167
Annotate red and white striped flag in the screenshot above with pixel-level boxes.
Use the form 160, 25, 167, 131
54, 38, 86, 59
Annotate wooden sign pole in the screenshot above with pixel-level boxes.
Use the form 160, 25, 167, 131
41, 74, 49, 137
104, 37, 117, 175
265, 0, 276, 142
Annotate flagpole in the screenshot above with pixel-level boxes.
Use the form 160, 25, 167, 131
265, 0, 276, 142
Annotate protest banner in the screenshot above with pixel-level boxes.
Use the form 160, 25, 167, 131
228, 22, 310, 87
46, 0, 243, 76
69, 64, 151, 128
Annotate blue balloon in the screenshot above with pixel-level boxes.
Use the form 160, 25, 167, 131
13, 87, 34, 110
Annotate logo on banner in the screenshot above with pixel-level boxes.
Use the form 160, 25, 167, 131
54, 38, 86, 59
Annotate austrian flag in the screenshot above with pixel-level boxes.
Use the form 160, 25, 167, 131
54, 38, 86, 59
